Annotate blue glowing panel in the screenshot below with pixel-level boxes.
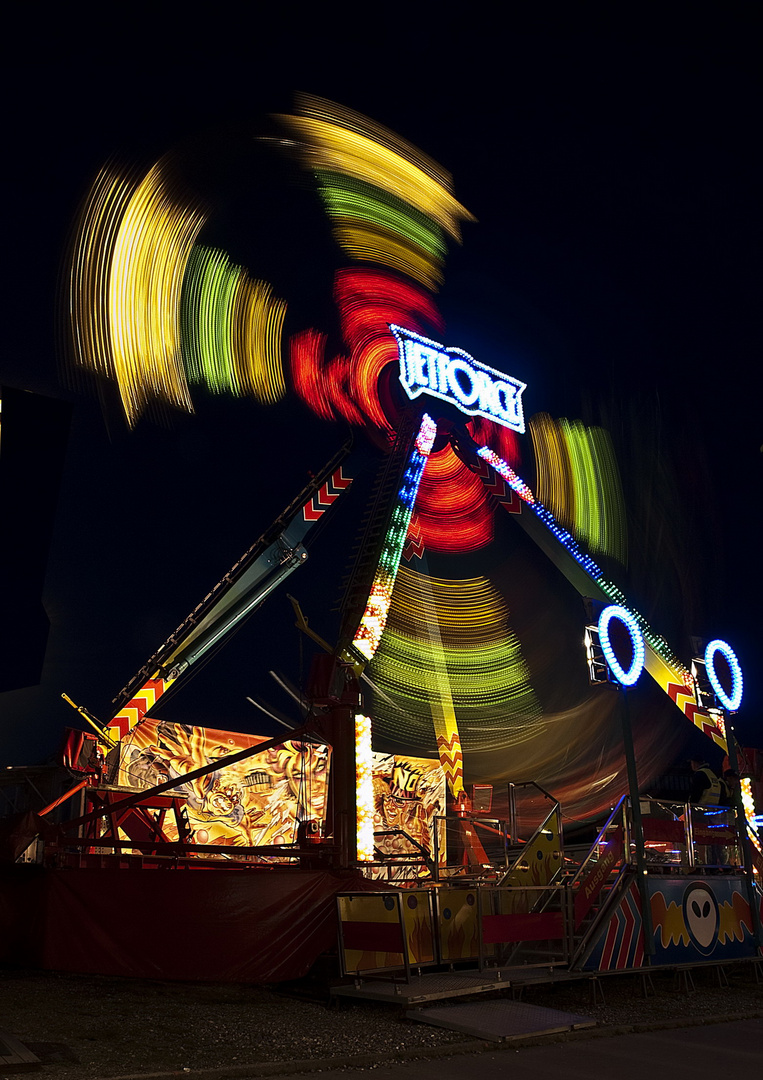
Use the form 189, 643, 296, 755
598, 605, 645, 687
704, 639, 743, 712
390, 324, 526, 433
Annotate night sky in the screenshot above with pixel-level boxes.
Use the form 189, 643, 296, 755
3, 16, 761, 785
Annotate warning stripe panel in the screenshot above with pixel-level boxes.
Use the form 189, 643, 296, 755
303, 466, 354, 521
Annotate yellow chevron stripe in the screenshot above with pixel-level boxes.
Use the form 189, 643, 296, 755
110, 705, 139, 734
645, 643, 727, 751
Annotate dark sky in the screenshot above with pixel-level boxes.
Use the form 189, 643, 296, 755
3, 16, 761, 771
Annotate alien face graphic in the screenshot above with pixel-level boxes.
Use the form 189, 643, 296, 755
683, 881, 719, 953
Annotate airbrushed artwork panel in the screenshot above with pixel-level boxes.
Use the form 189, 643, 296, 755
648, 876, 760, 964
369, 753, 447, 879
116, 719, 330, 851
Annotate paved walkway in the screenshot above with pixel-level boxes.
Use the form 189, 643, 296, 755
262, 1018, 763, 1080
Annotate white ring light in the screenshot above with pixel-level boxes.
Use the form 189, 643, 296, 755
598, 605, 645, 686
704, 639, 743, 712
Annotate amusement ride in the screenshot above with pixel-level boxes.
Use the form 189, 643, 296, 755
2, 95, 760, 993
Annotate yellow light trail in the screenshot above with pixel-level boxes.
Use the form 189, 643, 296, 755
277, 94, 475, 243
530, 413, 627, 563
181, 246, 286, 403
66, 156, 207, 426
371, 568, 542, 755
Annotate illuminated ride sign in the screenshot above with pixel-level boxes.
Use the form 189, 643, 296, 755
390, 325, 527, 433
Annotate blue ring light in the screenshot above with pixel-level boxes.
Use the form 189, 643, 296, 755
598, 605, 645, 686
704, 639, 743, 712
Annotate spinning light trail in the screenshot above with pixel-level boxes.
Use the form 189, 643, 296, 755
65, 157, 206, 426
277, 94, 475, 244
64, 160, 287, 424
291, 269, 443, 437
181, 246, 287, 402
413, 445, 494, 552
370, 568, 542, 756
316, 172, 447, 290
529, 413, 627, 563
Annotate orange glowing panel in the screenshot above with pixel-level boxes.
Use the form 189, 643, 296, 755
291, 329, 364, 424
368, 753, 447, 881
290, 269, 442, 439
414, 444, 494, 553
470, 416, 522, 470
117, 719, 330, 852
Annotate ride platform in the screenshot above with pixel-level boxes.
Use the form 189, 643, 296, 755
330, 963, 585, 1005
407, 998, 596, 1042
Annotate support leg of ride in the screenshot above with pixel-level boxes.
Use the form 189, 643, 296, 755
672, 968, 696, 994
589, 976, 605, 1005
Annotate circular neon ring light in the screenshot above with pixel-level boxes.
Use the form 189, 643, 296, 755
598, 605, 645, 686
704, 639, 743, 712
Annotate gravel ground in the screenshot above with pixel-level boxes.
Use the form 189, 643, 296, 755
1, 962, 762, 1079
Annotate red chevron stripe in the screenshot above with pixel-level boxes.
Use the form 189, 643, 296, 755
666, 683, 725, 741
666, 681, 688, 705
618, 888, 637, 969
437, 754, 463, 773
331, 467, 352, 491
314, 483, 340, 507
317, 467, 354, 506
302, 468, 354, 521
600, 911, 619, 970
109, 715, 132, 740
106, 678, 166, 740
700, 719, 726, 742
403, 514, 425, 561
496, 488, 522, 513
470, 457, 522, 513
302, 501, 323, 521
471, 458, 495, 484
403, 537, 425, 560
475, 465, 508, 497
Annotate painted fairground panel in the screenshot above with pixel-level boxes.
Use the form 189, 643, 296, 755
337, 890, 436, 975
369, 753, 447, 881
401, 889, 437, 964
583, 875, 761, 971
582, 879, 645, 971
648, 876, 760, 965
435, 887, 480, 961
116, 719, 330, 854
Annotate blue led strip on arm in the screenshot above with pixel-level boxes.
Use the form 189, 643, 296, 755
476, 445, 603, 578
474, 442, 693, 681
